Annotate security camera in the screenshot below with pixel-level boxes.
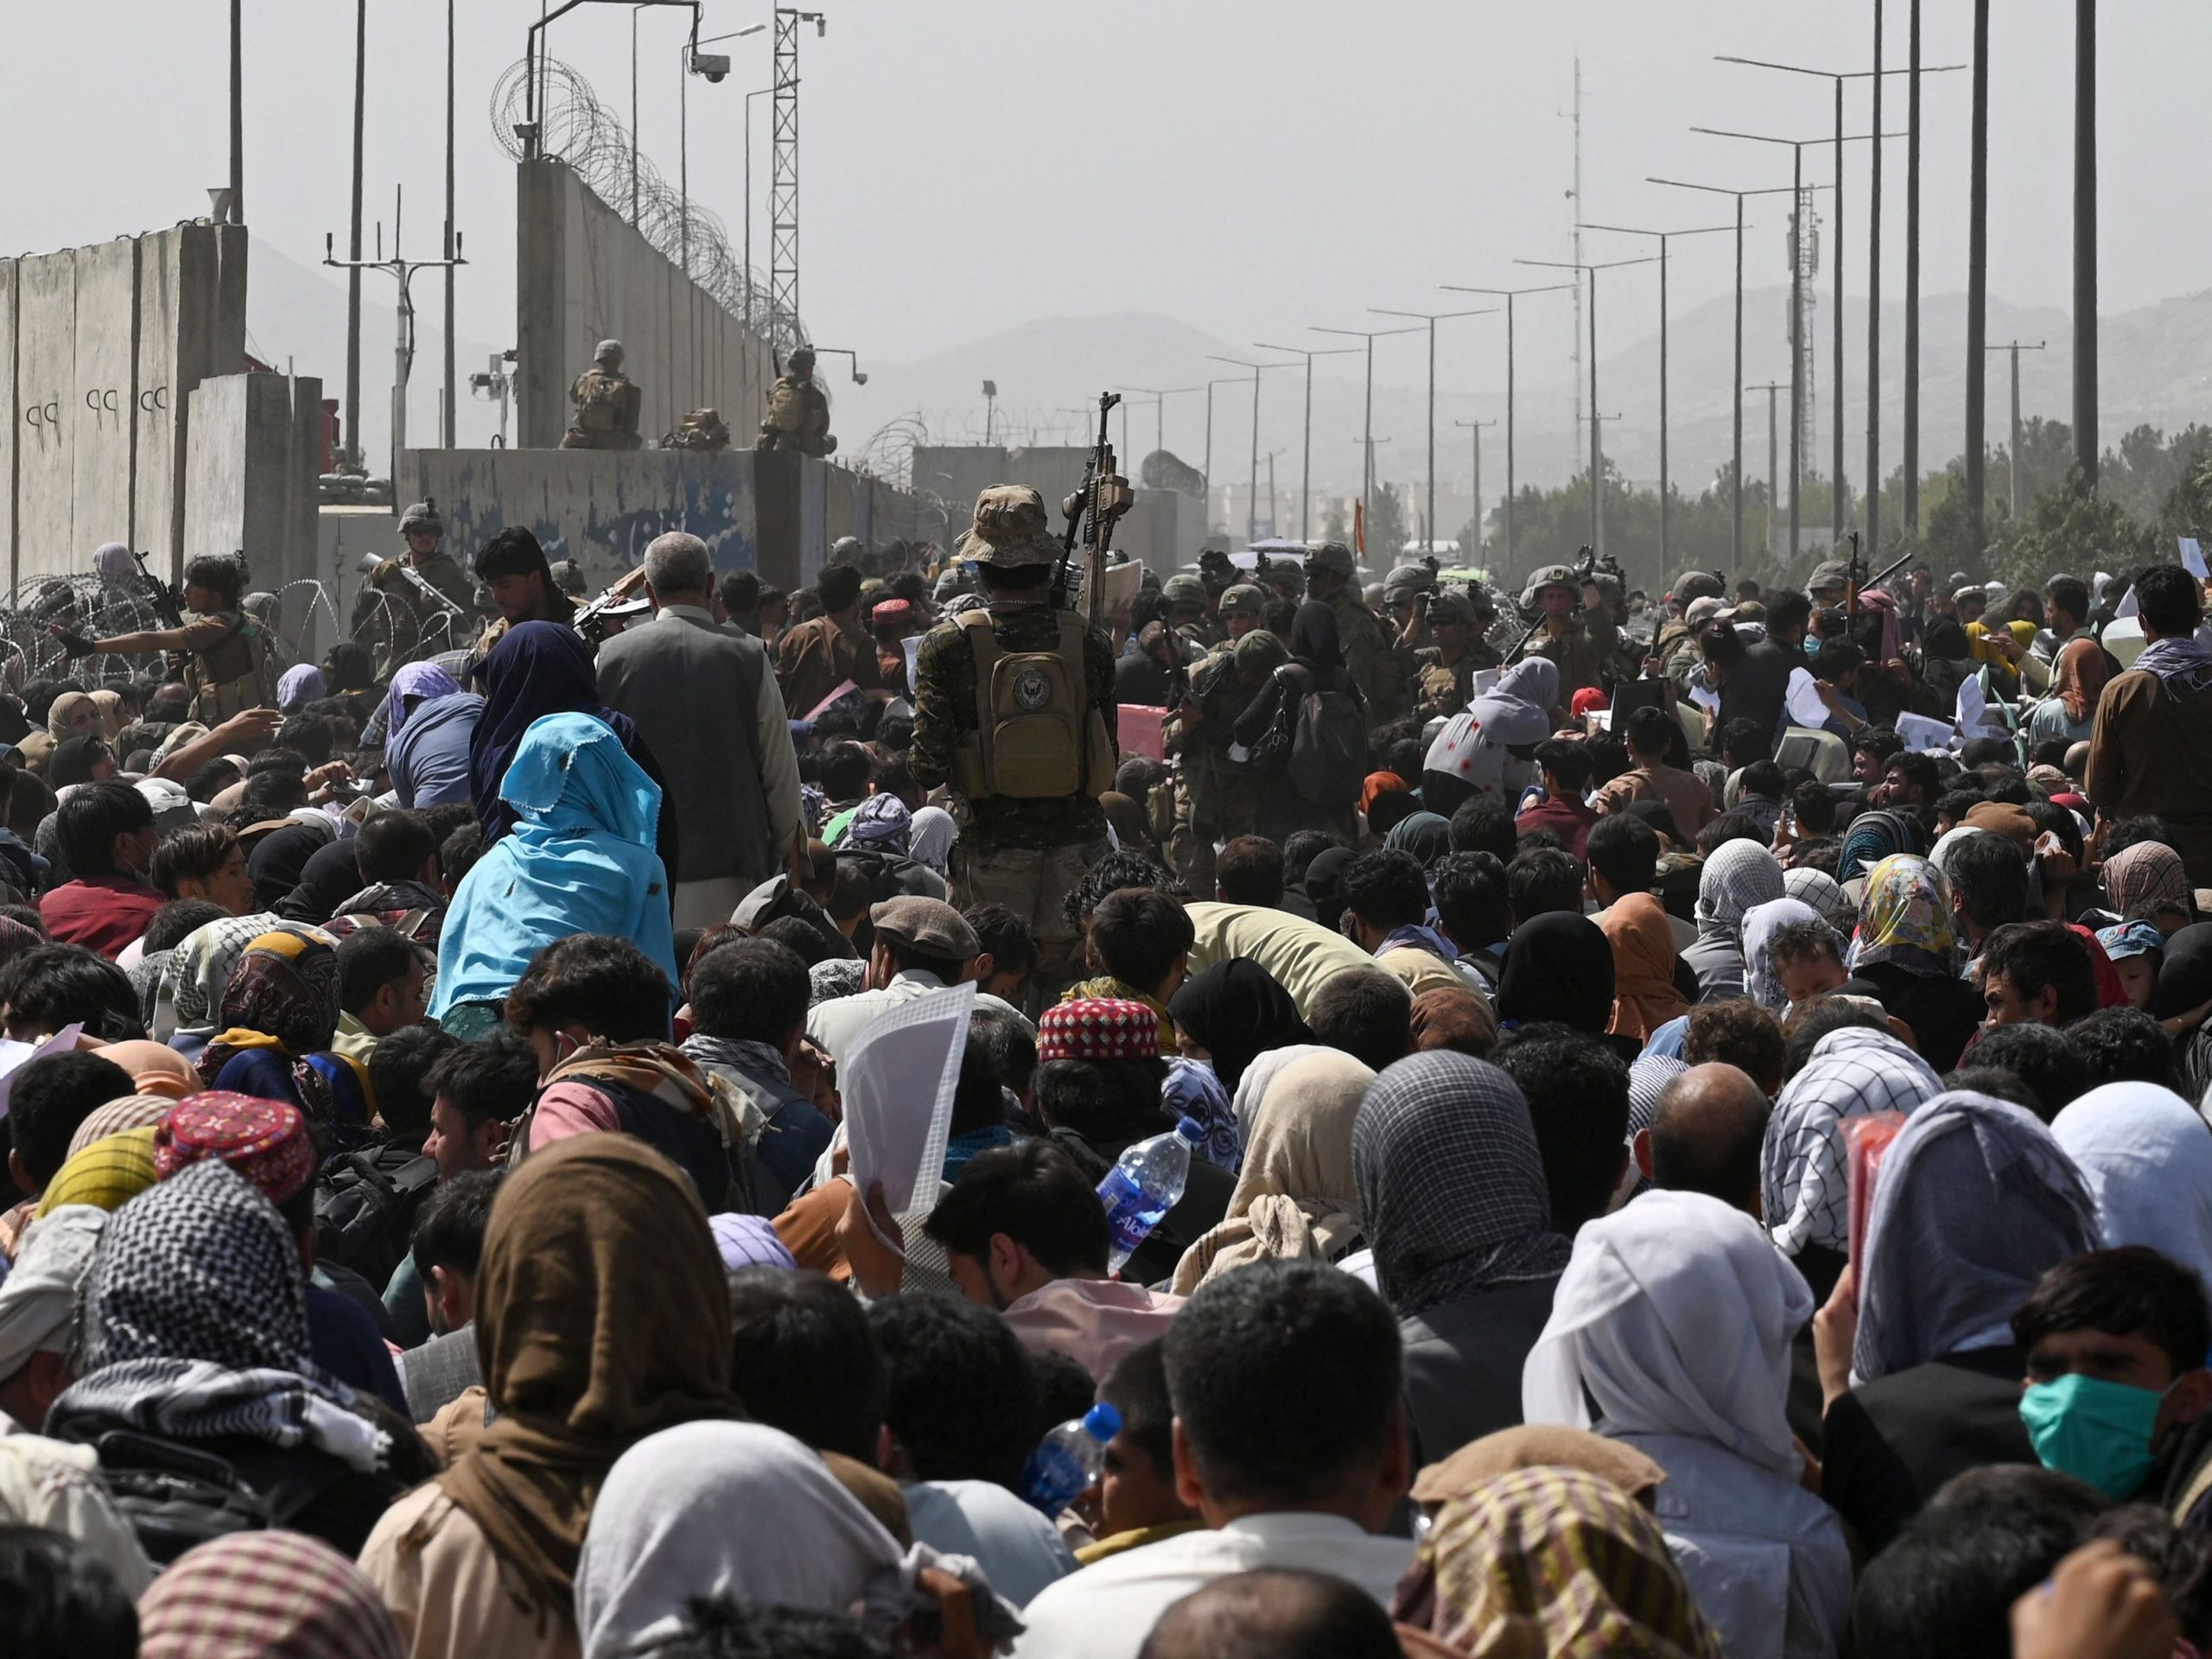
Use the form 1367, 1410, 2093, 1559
690, 51, 730, 81
854, 371, 869, 385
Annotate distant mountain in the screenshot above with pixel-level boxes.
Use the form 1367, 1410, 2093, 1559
832, 288, 2212, 502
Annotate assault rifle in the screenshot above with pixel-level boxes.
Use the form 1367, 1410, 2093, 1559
1056, 391, 1133, 628
130, 549, 187, 632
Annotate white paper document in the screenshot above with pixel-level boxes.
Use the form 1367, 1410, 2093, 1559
1783, 667, 1832, 729
1955, 671, 1994, 736
1896, 711, 1956, 753
2181, 537, 2209, 580
842, 982, 976, 1220
1688, 683, 1721, 714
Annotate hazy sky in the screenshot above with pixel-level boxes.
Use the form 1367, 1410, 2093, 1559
6, 0, 2202, 463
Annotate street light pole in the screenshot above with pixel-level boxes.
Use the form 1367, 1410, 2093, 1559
1438, 284, 1575, 575
1310, 327, 1423, 534
1207, 356, 1299, 543
1747, 382, 1787, 566
1255, 344, 1361, 542
1986, 340, 2045, 521
1574, 222, 1732, 565
1515, 256, 1658, 556
1453, 419, 1497, 562
1202, 377, 1243, 536
1368, 306, 1495, 562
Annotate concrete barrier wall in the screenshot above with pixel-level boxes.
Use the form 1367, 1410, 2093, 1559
516, 160, 773, 452
1, 222, 246, 589
185, 372, 322, 598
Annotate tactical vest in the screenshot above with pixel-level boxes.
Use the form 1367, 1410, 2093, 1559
950, 610, 1116, 801
188, 612, 274, 721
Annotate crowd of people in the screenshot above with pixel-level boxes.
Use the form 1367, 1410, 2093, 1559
2, 493, 2211, 1659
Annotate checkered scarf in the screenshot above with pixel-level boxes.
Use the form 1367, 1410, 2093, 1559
1352, 1052, 1570, 1318
137, 1529, 403, 1659
1763, 1026, 1944, 1258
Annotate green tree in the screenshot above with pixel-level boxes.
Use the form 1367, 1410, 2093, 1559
1363, 482, 1410, 568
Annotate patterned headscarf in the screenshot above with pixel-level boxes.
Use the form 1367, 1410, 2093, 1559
156, 912, 285, 1036
77, 1157, 311, 1373
213, 932, 341, 1057
1840, 809, 1926, 884
1741, 896, 1827, 1014
155, 1093, 318, 1205
842, 791, 912, 855
276, 664, 328, 714
36, 1127, 160, 1217
1391, 1465, 1726, 1659
2105, 841, 2192, 922
1853, 1090, 2100, 1383
1763, 1026, 1943, 1258
1692, 839, 1783, 947
1783, 866, 1846, 918
138, 1531, 403, 1659
1037, 998, 1161, 1063
1849, 854, 1958, 979
1353, 1052, 1571, 1318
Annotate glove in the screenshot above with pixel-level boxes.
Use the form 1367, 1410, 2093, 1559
54, 628, 96, 659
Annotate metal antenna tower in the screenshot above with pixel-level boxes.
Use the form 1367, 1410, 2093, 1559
1560, 57, 1585, 427
1791, 190, 1821, 486
769, 10, 823, 365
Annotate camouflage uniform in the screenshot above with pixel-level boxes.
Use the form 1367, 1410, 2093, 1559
1163, 574, 1219, 652
562, 340, 644, 452
1519, 563, 1605, 706
1410, 591, 1499, 721
908, 485, 1115, 985
1166, 632, 1284, 894
663, 408, 732, 452
756, 347, 836, 457
1307, 541, 1403, 726
351, 501, 477, 675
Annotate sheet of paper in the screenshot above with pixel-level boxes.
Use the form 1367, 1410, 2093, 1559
1896, 711, 1957, 753
901, 633, 923, 689
842, 982, 976, 1222
1096, 559, 1146, 620
1784, 666, 1831, 728
1117, 703, 1167, 761
1955, 671, 1990, 735
1469, 667, 1501, 696
2181, 537, 2209, 580
2116, 583, 2141, 620
1688, 682, 1720, 714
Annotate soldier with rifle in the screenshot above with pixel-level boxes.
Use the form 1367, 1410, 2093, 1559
52, 551, 276, 722
1512, 546, 1612, 708
908, 394, 1123, 992
353, 499, 476, 675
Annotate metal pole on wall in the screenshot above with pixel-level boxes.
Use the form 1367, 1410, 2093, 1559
346, 0, 365, 469
442, 0, 456, 448
2074, 0, 2097, 490
229, 0, 244, 223
1868, 0, 1884, 550
1965, 0, 1991, 550
1904, 0, 1923, 532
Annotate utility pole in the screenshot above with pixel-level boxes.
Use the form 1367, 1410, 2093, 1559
1515, 256, 1657, 557
1255, 344, 1360, 542
1575, 221, 1732, 565
1966, 0, 1992, 549
1590, 413, 1624, 556
1453, 419, 1496, 562
1748, 382, 1787, 566
1869, 0, 1884, 550
1435, 284, 1575, 575
1202, 377, 1243, 535
2074, 0, 2098, 490
1369, 307, 1493, 565
1906, 0, 1924, 532
229, 0, 244, 223
768, 9, 827, 361
1310, 326, 1421, 532
442, 0, 457, 448
346, 0, 365, 469
326, 196, 466, 492
1562, 57, 1584, 429
1986, 341, 2046, 521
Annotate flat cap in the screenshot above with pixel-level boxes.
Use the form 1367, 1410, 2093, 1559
869, 896, 980, 958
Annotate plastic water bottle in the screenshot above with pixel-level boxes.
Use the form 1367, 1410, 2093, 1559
1018, 1402, 1123, 1516
1096, 1116, 1203, 1274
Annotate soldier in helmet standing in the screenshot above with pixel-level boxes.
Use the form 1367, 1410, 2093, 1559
352, 499, 476, 673
908, 486, 1117, 993
563, 340, 644, 451
1213, 582, 1268, 645
1166, 626, 1287, 896
54, 552, 277, 725
1162, 574, 1217, 650
1411, 588, 1501, 721
1303, 539, 1403, 725
1517, 563, 1606, 709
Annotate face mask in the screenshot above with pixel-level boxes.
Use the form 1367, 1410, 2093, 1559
2018, 1372, 2166, 1499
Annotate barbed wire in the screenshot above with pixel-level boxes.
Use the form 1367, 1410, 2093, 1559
492, 57, 805, 354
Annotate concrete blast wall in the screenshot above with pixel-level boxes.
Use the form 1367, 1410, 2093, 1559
517, 161, 774, 452
185, 372, 324, 598
0, 223, 245, 588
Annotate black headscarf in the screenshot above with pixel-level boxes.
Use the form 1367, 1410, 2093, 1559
246, 819, 336, 912
1289, 601, 1344, 673
1498, 912, 1616, 1034
468, 620, 639, 842
2154, 922, 2212, 1021
276, 837, 364, 925
1168, 960, 1316, 1095
1300, 845, 1357, 932
1921, 616, 1972, 662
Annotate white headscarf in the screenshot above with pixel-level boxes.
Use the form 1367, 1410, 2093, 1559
2052, 1082, 2212, 1294
1423, 658, 1559, 793
1522, 1189, 1810, 1478
907, 806, 957, 875
1740, 896, 1825, 1013
577, 1421, 1000, 1659
1929, 823, 1992, 877
1693, 840, 1784, 947
1763, 1026, 1943, 1259
1783, 867, 1845, 917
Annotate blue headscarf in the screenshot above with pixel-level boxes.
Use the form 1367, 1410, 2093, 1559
431, 712, 677, 1019
468, 621, 638, 841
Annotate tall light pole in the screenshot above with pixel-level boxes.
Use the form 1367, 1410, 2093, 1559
442, 0, 456, 447
1906, 0, 1924, 531
1967, 0, 1991, 548
1116, 386, 1202, 462
1986, 340, 2045, 521
1453, 419, 1497, 562
1254, 343, 1361, 542
2073, 0, 2097, 490
1201, 377, 1244, 536
1647, 178, 1816, 569
1712, 54, 1950, 547
1436, 284, 1574, 574
345, 0, 365, 467
1573, 222, 1732, 564
1311, 325, 1423, 531
1366, 307, 1494, 563
1515, 256, 1658, 555
229, 0, 245, 223
1694, 124, 1905, 556
1747, 382, 1787, 566
1207, 356, 1299, 543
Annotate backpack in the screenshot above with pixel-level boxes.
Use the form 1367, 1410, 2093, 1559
313, 1143, 440, 1289
1276, 664, 1370, 806
94, 1430, 342, 1566
951, 610, 1116, 800
576, 370, 621, 432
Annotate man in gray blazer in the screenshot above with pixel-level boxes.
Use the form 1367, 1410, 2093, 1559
598, 532, 804, 928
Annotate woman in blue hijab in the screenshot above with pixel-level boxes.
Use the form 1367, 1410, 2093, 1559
433, 711, 680, 1031
466, 621, 677, 871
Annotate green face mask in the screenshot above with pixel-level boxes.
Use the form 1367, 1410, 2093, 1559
2018, 1372, 2165, 1499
